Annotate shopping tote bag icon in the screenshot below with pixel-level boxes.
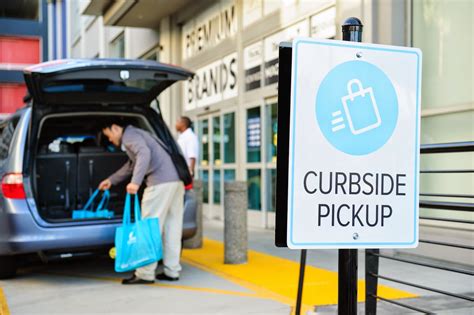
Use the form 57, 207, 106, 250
115, 193, 163, 273
340, 79, 382, 135
72, 189, 114, 219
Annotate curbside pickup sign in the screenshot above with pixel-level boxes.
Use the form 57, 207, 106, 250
287, 38, 422, 249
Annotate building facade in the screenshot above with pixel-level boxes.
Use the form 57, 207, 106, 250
70, 0, 472, 262
0, 0, 49, 118
0, 0, 71, 117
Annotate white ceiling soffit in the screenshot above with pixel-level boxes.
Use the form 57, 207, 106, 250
82, 0, 114, 16
102, 0, 194, 28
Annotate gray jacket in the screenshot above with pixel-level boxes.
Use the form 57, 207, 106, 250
108, 125, 179, 187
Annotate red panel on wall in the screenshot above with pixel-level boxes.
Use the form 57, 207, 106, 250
0, 37, 40, 64
0, 84, 27, 113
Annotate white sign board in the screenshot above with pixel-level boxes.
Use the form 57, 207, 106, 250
184, 52, 238, 111
287, 38, 422, 249
264, 20, 309, 86
244, 41, 263, 91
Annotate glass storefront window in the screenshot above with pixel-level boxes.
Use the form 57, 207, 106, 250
213, 116, 221, 165
247, 107, 261, 163
199, 119, 209, 166
413, 0, 473, 114
0, 0, 39, 20
247, 169, 261, 210
200, 170, 209, 204
224, 169, 236, 182
266, 102, 278, 163
267, 169, 276, 212
213, 170, 221, 205
413, 0, 473, 222
199, 112, 236, 208
223, 112, 236, 163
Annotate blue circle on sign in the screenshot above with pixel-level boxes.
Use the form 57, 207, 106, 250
315, 60, 398, 155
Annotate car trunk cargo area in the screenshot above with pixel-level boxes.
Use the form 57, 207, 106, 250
33, 113, 150, 222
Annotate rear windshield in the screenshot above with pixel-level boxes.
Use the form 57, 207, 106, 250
42, 79, 158, 94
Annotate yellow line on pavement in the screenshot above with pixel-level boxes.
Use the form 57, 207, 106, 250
39, 270, 263, 299
182, 238, 417, 309
0, 287, 10, 315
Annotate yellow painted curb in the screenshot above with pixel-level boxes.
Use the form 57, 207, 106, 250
182, 238, 417, 309
0, 287, 10, 315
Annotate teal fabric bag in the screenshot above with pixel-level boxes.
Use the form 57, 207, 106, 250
95, 190, 115, 219
72, 189, 114, 219
115, 194, 162, 273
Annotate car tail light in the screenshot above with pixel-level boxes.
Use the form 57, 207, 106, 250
2, 173, 26, 199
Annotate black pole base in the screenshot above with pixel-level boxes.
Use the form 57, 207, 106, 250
338, 249, 358, 315
295, 249, 307, 315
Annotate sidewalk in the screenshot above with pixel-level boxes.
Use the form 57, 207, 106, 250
198, 219, 474, 314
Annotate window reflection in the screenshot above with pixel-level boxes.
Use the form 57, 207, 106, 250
247, 169, 261, 210
213, 170, 221, 205
213, 116, 221, 165
224, 113, 236, 163
200, 170, 209, 204
199, 119, 209, 166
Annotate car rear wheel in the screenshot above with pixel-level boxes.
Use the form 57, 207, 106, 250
0, 255, 17, 279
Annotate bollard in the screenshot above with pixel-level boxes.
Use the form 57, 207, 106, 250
183, 180, 203, 249
224, 181, 248, 264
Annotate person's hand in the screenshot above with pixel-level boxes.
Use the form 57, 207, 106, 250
126, 183, 139, 195
99, 179, 112, 191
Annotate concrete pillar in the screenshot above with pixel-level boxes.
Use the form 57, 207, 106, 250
224, 181, 248, 264
183, 180, 203, 249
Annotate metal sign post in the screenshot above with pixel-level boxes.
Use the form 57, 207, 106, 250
295, 249, 307, 315
338, 17, 363, 315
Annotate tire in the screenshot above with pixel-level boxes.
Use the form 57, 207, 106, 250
0, 255, 17, 279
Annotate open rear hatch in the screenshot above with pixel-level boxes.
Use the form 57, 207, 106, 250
23, 59, 193, 223
24, 58, 193, 106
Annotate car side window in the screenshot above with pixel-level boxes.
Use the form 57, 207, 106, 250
0, 118, 19, 162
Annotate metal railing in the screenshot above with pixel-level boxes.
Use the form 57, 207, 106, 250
365, 141, 474, 314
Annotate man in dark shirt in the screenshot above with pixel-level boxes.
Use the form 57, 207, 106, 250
99, 122, 184, 284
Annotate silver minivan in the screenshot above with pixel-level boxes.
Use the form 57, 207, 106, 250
0, 59, 196, 278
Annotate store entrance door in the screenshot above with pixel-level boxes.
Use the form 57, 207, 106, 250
196, 110, 237, 221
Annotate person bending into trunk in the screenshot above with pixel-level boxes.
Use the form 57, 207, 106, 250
98, 121, 184, 285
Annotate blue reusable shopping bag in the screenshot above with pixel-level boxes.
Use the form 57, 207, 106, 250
114, 194, 163, 273
95, 190, 115, 219
72, 189, 114, 219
